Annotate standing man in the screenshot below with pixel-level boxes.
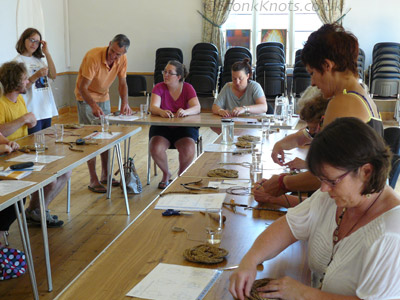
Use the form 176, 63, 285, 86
75, 34, 132, 193
0, 61, 69, 227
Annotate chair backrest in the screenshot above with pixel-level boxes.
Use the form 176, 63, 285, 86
384, 127, 400, 155
389, 154, 400, 188
156, 48, 183, 61
225, 47, 252, 61
126, 75, 147, 97
192, 42, 218, 54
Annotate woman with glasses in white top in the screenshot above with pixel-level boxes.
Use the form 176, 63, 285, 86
14, 27, 58, 134
230, 117, 400, 300
149, 60, 201, 189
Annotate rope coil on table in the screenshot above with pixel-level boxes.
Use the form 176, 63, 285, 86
207, 168, 239, 178
247, 278, 275, 300
183, 244, 229, 264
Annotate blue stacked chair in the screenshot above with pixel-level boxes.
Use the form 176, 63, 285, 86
219, 46, 252, 91
292, 49, 311, 98
154, 48, 183, 85
370, 42, 400, 98
255, 42, 285, 98
186, 43, 219, 97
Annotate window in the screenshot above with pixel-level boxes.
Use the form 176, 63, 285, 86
222, 0, 322, 65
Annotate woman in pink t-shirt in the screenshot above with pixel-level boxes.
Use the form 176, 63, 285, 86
149, 60, 201, 189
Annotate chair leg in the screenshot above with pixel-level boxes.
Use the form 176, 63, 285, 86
197, 135, 203, 157
147, 143, 151, 185
3, 231, 9, 246
66, 178, 71, 213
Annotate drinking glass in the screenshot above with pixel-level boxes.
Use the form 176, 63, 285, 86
205, 208, 223, 246
34, 133, 46, 152
54, 124, 64, 142
100, 115, 109, 132
140, 104, 148, 119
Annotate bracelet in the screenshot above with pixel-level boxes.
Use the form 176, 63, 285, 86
278, 174, 289, 193
243, 106, 249, 114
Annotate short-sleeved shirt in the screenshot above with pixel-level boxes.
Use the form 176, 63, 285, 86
213, 80, 265, 111
286, 189, 400, 299
152, 82, 197, 112
0, 95, 28, 141
75, 47, 127, 103
14, 54, 58, 120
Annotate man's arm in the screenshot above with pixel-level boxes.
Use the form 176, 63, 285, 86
0, 113, 36, 137
118, 76, 132, 115
79, 77, 104, 117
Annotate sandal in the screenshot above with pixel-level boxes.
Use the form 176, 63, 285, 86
158, 180, 172, 189
100, 178, 120, 187
88, 184, 107, 193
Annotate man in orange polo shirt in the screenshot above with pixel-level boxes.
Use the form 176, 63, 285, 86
75, 34, 132, 193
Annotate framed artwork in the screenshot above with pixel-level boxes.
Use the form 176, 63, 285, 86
261, 29, 287, 52
226, 29, 251, 49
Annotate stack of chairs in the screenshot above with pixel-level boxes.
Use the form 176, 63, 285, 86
186, 43, 219, 97
369, 42, 400, 98
357, 48, 366, 82
154, 48, 183, 85
255, 42, 286, 98
292, 49, 311, 98
219, 46, 252, 91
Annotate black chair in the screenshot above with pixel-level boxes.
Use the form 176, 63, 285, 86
192, 42, 218, 54
389, 155, 400, 189
118, 75, 149, 109
384, 127, 400, 155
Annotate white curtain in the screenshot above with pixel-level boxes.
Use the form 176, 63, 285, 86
16, 0, 45, 38
311, 0, 345, 24
200, 0, 232, 58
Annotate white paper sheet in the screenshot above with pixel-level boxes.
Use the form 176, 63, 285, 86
7, 154, 64, 164
208, 179, 250, 189
0, 180, 36, 196
107, 115, 140, 121
126, 263, 222, 300
155, 193, 226, 211
84, 132, 122, 140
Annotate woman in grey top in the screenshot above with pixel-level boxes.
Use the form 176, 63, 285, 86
212, 58, 268, 117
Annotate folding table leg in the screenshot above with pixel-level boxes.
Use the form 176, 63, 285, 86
116, 143, 130, 215
38, 187, 53, 291
106, 148, 116, 199
15, 201, 39, 300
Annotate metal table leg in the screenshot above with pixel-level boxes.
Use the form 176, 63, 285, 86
39, 187, 53, 291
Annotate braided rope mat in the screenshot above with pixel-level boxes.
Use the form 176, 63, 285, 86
183, 244, 229, 264
64, 124, 83, 129
246, 278, 277, 300
238, 135, 260, 142
207, 168, 239, 178
236, 140, 253, 148
19, 145, 48, 153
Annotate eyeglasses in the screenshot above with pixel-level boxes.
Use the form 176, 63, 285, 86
162, 70, 178, 76
317, 170, 351, 188
28, 38, 40, 45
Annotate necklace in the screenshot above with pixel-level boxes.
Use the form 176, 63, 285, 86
319, 188, 385, 289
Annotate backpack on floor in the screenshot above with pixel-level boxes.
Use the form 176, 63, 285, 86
117, 156, 142, 194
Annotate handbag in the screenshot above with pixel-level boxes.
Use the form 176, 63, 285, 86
118, 156, 142, 194
0, 247, 27, 280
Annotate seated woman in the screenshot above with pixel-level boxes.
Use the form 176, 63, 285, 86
0, 83, 20, 242
149, 60, 201, 189
271, 86, 329, 169
212, 58, 268, 118
230, 118, 400, 300
254, 87, 329, 207
258, 23, 383, 200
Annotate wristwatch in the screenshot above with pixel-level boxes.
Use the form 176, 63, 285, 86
243, 106, 250, 114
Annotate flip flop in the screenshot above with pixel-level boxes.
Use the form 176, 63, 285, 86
100, 178, 120, 187
88, 184, 107, 193
158, 179, 173, 189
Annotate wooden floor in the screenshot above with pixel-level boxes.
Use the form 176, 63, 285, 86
0, 112, 399, 299
0, 112, 219, 300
